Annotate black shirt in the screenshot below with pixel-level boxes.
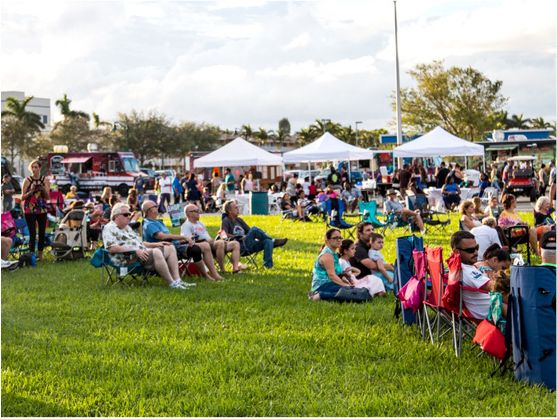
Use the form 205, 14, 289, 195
436, 167, 450, 187
349, 239, 372, 279
399, 170, 412, 190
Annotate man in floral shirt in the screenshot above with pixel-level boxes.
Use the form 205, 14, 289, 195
102, 203, 190, 290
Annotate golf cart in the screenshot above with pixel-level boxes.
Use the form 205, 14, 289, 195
506, 155, 539, 202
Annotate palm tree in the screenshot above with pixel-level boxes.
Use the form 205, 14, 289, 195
507, 113, 531, 129
530, 117, 552, 129
1, 96, 45, 165
55, 93, 90, 120
254, 127, 269, 147
91, 112, 112, 129
240, 124, 253, 140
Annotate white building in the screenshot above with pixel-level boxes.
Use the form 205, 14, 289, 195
1, 90, 52, 131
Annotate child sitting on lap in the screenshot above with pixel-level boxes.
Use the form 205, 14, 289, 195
339, 239, 386, 297
368, 232, 395, 290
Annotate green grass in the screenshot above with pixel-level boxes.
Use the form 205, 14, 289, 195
2, 213, 555, 416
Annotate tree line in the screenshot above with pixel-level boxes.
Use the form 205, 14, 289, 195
2, 61, 555, 167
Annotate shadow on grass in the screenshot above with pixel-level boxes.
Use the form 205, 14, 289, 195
2, 392, 77, 417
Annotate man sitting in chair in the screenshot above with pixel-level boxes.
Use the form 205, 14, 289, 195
221, 200, 288, 268
141, 200, 223, 281
181, 203, 247, 274
384, 189, 426, 234
102, 203, 189, 290
450, 230, 491, 319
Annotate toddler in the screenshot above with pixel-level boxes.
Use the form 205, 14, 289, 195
368, 233, 395, 290
488, 271, 511, 332
339, 239, 386, 297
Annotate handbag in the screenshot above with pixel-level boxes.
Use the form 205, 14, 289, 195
397, 275, 425, 313
334, 286, 371, 303
473, 319, 507, 360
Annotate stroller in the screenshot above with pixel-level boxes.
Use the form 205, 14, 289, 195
50, 209, 89, 261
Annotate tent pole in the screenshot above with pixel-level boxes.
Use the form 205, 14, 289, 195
308, 161, 311, 182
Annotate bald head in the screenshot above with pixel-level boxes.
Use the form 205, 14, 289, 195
184, 203, 200, 220
141, 199, 159, 218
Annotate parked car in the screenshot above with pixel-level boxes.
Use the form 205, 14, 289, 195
154, 169, 176, 179
506, 155, 539, 202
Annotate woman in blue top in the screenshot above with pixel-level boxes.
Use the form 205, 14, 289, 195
441, 176, 461, 210
309, 228, 352, 301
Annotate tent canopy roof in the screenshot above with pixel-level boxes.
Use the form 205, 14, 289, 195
194, 137, 282, 168
283, 132, 376, 163
392, 126, 484, 158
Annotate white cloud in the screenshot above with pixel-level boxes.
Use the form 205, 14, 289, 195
1, 0, 555, 133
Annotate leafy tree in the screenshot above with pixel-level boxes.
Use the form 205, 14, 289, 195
396, 61, 507, 140
278, 118, 291, 136
255, 127, 270, 147
49, 116, 93, 152
506, 113, 531, 129
1, 96, 45, 165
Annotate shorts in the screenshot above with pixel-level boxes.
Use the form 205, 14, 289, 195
175, 243, 203, 262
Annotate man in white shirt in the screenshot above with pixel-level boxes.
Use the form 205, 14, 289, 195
181, 203, 246, 274
158, 172, 173, 213
450, 230, 491, 319
470, 217, 502, 261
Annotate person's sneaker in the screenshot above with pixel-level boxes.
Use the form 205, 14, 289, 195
175, 279, 197, 287
170, 281, 188, 290
1, 259, 19, 271
273, 238, 288, 248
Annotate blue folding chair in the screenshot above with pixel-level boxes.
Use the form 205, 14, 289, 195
90, 247, 152, 286
325, 198, 355, 239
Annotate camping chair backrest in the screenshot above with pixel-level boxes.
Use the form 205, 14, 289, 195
394, 235, 424, 325
1, 211, 17, 238
14, 218, 29, 237
426, 246, 444, 306
414, 194, 429, 212
441, 251, 463, 314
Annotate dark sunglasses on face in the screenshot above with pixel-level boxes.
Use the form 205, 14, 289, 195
458, 245, 479, 254
330, 236, 343, 240
119, 213, 132, 218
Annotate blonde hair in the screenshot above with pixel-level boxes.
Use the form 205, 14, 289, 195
28, 159, 41, 172
535, 196, 550, 213
101, 186, 112, 202
459, 200, 474, 215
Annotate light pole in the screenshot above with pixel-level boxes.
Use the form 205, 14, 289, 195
355, 121, 363, 147
113, 121, 130, 151
393, 0, 403, 170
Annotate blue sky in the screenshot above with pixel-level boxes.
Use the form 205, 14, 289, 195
1, 0, 555, 133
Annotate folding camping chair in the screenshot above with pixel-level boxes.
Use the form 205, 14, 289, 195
325, 198, 355, 239
2, 212, 30, 259
443, 251, 487, 357
393, 235, 424, 326
406, 194, 450, 233
358, 200, 388, 232
422, 246, 454, 344
90, 247, 153, 287
503, 225, 531, 265
50, 209, 89, 261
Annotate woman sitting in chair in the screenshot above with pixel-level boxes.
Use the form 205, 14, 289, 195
102, 203, 189, 289
534, 196, 555, 241
441, 176, 461, 210
459, 200, 482, 231
498, 194, 539, 256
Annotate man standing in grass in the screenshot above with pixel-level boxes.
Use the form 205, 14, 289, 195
221, 200, 287, 268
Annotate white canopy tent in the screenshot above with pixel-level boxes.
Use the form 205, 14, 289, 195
194, 137, 282, 168
392, 126, 484, 158
283, 132, 376, 163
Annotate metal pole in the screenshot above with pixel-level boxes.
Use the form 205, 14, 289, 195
355, 121, 363, 147
394, 0, 403, 171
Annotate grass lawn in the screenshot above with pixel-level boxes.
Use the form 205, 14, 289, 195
2, 213, 555, 416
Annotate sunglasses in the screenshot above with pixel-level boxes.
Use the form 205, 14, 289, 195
145, 205, 158, 212
187, 209, 200, 213
458, 245, 479, 254
119, 213, 132, 218
330, 236, 343, 240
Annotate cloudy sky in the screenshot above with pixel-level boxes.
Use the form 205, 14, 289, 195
1, 0, 555, 133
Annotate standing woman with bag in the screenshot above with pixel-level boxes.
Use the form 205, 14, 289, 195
21, 160, 50, 261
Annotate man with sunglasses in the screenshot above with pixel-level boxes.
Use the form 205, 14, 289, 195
102, 203, 188, 289
181, 204, 246, 274
450, 231, 491, 319
141, 199, 223, 281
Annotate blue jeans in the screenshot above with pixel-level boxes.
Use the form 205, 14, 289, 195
241, 226, 274, 268
315, 281, 343, 301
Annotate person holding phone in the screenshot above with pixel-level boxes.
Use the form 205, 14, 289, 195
21, 160, 50, 260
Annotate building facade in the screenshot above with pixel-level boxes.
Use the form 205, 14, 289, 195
1, 90, 52, 131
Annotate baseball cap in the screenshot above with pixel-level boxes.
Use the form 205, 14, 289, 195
540, 230, 556, 250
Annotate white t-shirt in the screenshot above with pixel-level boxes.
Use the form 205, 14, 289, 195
368, 249, 385, 263
159, 177, 172, 194
470, 224, 502, 261
461, 264, 490, 320
180, 219, 212, 241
